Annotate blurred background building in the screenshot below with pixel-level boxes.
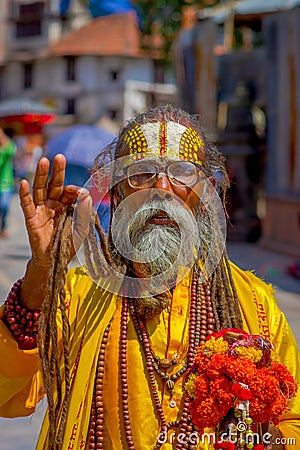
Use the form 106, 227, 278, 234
0, 0, 299, 256
0, 0, 177, 128
175, 0, 300, 255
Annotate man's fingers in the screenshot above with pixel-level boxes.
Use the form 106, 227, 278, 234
19, 179, 37, 222
32, 157, 50, 205
59, 185, 83, 205
73, 191, 93, 252
47, 154, 66, 201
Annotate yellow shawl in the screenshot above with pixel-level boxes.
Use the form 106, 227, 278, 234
0, 262, 299, 449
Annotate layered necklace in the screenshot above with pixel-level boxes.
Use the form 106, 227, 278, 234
87, 269, 218, 449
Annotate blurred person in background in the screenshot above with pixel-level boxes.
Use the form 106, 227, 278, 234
0, 127, 17, 238
14, 135, 44, 185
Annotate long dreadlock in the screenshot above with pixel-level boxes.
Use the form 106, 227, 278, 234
39, 105, 243, 449
38, 206, 73, 449
38, 206, 116, 449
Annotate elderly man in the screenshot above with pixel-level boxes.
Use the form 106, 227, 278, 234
0, 106, 299, 450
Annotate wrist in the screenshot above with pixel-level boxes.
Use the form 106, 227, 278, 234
20, 258, 50, 310
30, 256, 52, 270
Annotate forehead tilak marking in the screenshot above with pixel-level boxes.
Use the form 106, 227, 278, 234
179, 126, 204, 164
123, 124, 148, 157
124, 121, 204, 164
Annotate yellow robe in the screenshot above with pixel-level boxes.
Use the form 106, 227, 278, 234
0, 262, 299, 449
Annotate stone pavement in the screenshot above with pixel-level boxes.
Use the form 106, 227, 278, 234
0, 194, 299, 449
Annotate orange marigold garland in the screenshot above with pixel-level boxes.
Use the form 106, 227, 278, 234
184, 328, 298, 449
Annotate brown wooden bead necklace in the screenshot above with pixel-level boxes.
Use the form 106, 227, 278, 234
88, 324, 111, 449
87, 270, 218, 449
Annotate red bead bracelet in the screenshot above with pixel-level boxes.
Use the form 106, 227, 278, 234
3, 278, 41, 350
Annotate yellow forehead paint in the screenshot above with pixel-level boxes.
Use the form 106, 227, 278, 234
123, 121, 204, 165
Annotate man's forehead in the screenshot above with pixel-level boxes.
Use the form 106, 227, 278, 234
123, 121, 204, 165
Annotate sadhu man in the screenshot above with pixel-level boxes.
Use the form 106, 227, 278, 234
0, 105, 299, 449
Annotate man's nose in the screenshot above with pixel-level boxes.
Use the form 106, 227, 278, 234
149, 173, 174, 201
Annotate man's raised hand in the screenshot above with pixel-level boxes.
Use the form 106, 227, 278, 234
19, 154, 92, 309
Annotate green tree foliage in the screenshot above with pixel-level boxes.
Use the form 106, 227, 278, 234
133, 0, 219, 64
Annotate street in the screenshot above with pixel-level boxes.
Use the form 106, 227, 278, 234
0, 194, 299, 450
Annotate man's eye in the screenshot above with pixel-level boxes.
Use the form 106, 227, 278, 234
171, 165, 195, 178
132, 165, 155, 175
172, 167, 191, 177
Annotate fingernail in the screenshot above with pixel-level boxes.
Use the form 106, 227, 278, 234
78, 188, 89, 195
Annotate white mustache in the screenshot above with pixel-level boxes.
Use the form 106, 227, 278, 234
112, 199, 198, 264
128, 201, 191, 235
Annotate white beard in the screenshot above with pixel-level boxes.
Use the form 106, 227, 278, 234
112, 199, 200, 287
110, 194, 226, 317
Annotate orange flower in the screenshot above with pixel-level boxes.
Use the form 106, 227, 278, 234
184, 328, 298, 437
231, 382, 252, 400
271, 362, 298, 399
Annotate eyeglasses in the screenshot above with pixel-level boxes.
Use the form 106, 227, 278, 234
125, 160, 206, 189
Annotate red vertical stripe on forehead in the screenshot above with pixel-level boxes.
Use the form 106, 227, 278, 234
159, 122, 166, 155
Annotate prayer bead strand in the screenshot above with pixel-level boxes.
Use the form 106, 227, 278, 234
129, 271, 215, 449
88, 324, 110, 449
3, 278, 41, 350
120, 296, 135, 450
87, 270, 217, 449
